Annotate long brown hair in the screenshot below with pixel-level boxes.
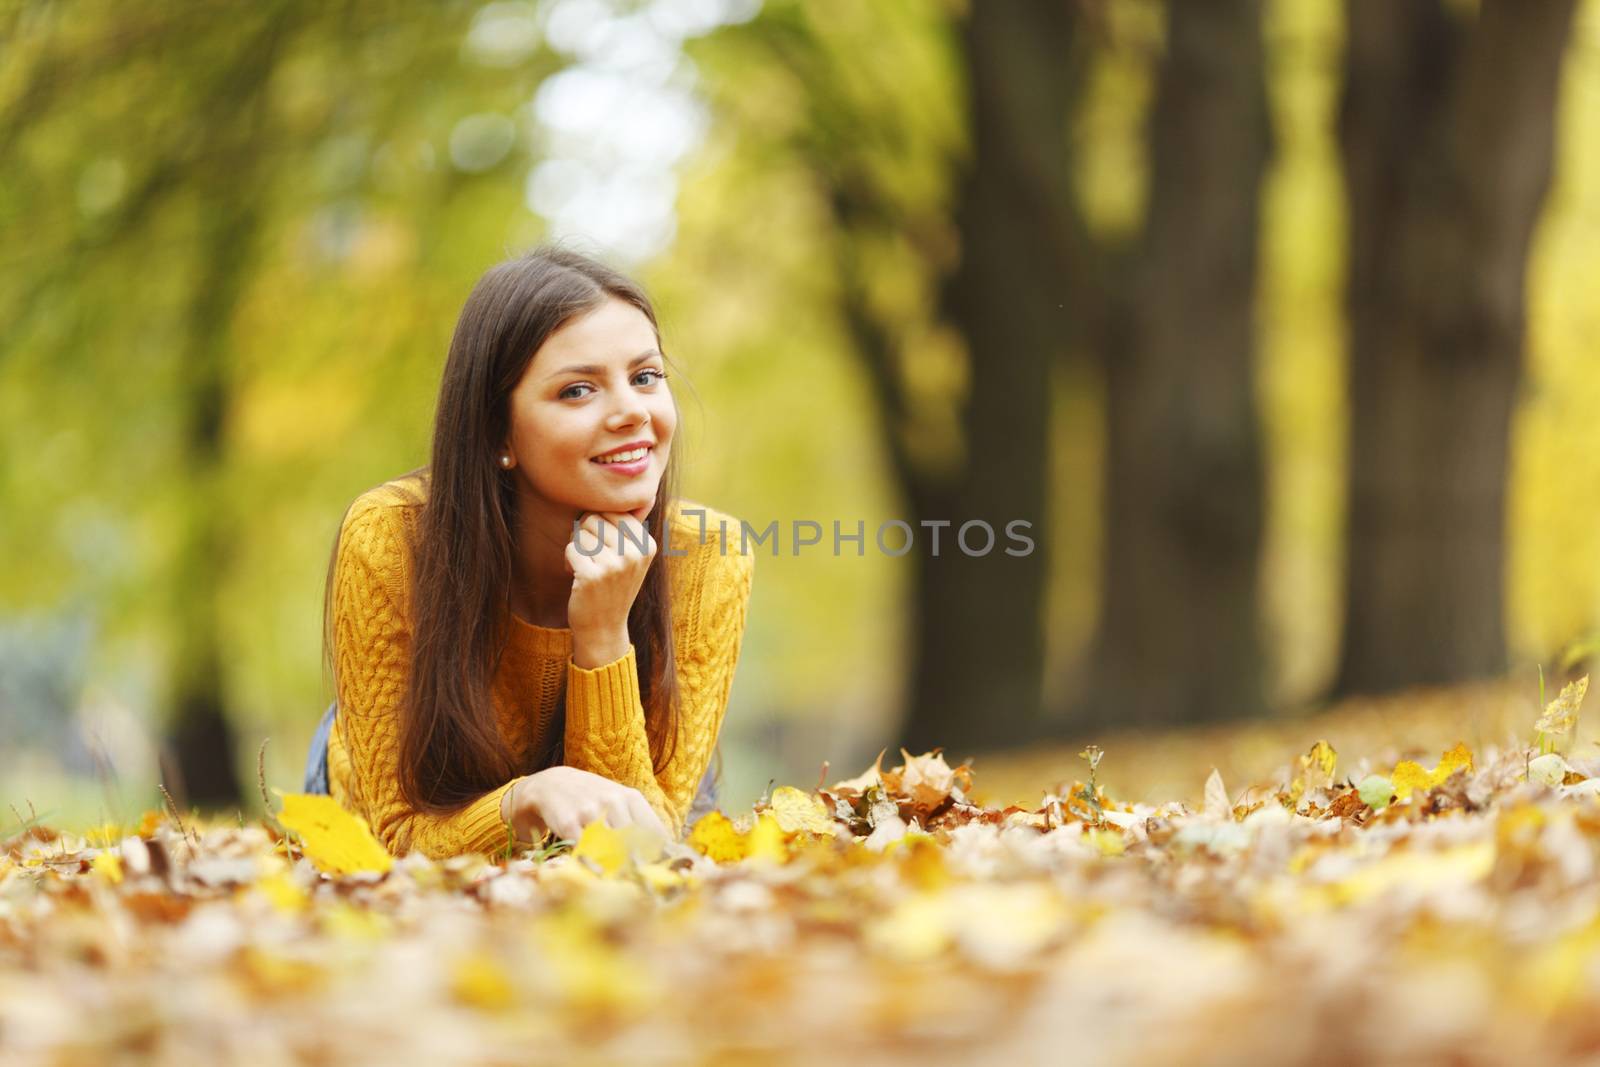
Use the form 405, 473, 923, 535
322, 246, 684, 816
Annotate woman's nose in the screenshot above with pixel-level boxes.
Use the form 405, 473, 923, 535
605, 395, 649, 430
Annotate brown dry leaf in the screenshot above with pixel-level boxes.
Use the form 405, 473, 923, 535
896, 749, 958, 813
831, 749, 886, 793
21, 709, 1600, 1066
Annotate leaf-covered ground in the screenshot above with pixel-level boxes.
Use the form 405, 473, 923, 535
6, 680, 1600, 1066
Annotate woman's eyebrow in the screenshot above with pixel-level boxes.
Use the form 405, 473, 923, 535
547, 349, 661, 380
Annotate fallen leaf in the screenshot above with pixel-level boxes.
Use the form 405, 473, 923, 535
831, 749, 886, 793
1301, 740, 1338, 786
1203, 769, 1230, 820
768, 786, 836, 835
744, 813, 788, 863
1358, 775, 1395, 810
897, 749, 957, 813
687, 811, 745, 863
573, 820, 627, 876
1529, 753, 1572, 787
1391, 743, 1474, 801
450, 952, 516, 1012
90, 850, 122, 885
1536, 676, 1588, 743
273, 792, 394, 876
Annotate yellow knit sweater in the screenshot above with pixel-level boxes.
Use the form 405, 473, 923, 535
325, 473, 755, 859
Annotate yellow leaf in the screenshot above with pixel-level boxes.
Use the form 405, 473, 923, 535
687, 811, 745, 863
637, 861, 685, 893
255, 871, 309, 915
573, 819, 628, 876
1535, 676, 1588, 739
745, 812, 788, 863
236, 947, 327, 998
450, 952, 515, 1012
867, 891, 953, 961
1390, 760, 1432, 800
91, 851, 123, 885
1391, 743, 1474, 801
534, 911, 657, 1014
895, 835, 952, 891
1313, 841, 1494, 908
1306, 740, 1338, 778
769, 786, 835, 835
1514, 917, 1600, 1015
1298, 740, 1338, 789
321, 901, 392, 941
1086, 828, 1126, 856
273, 791, 393, 875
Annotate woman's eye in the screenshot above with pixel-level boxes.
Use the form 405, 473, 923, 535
560, 370, 665, 400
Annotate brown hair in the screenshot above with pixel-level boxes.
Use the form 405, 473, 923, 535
322, 245, 685, 816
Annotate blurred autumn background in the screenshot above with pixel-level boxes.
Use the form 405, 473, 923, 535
4, 0, 1600, 831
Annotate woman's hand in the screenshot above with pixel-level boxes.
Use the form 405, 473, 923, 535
565, 507, 656, 669
502, 765, 669, 843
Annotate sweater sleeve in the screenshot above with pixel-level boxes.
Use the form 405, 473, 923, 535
331, 503, 517, 860
562, 536, 755, 839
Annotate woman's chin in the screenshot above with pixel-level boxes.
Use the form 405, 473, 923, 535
576, 485, 658, 514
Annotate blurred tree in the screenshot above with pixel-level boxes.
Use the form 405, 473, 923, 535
0, 1, 547, 808
723, 0, 1273, 746
163, 8, 293, 808
1334, 0, 1578, 695
903, 0, 1082, 752
1081, 0, 1272, 729
738, 2, 1064, 755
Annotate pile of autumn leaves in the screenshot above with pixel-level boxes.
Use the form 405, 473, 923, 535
7, 679, 1600, 1065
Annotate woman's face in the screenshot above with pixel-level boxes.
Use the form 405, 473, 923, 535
504, 296, 676, 519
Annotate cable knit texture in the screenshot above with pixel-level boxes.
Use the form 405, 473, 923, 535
325, 473, 755, 859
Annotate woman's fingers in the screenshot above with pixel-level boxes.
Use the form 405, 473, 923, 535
535, 785, 668, 843
628, 793, 669, 839
573, 512, 615, 556
595, 511, 655, 559
572, 511, 655, 567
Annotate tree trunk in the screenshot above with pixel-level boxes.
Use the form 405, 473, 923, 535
898, 1, 1082, 756
163, 15, 291, 809
1085, 0, 1272, 729
1334, 0, 1576, 695
165, 233, 248, 810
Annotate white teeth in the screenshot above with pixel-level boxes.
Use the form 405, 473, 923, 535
593, 446, 648, 464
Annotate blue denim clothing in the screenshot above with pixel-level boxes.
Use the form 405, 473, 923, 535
301, 701, 722, 826
303, 701, 337, 795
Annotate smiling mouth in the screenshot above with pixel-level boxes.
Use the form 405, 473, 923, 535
590, 445, 653, 465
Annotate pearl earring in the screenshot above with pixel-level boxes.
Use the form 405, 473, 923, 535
499, 455, 512, 469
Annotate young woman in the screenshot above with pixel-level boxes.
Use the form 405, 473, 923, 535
300, 246, 754, 860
